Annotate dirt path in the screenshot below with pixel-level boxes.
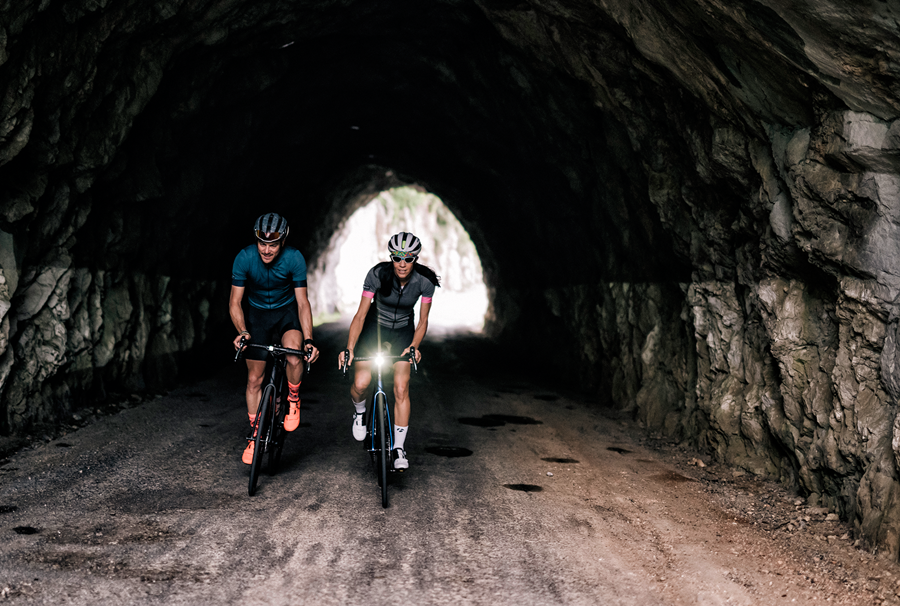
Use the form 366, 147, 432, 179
0, 329, 897, 605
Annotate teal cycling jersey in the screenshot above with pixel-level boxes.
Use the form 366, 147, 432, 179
231, 245, 308, 310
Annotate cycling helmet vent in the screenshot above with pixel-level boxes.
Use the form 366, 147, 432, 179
254, 213, 289, 243
387, 232, 422, 257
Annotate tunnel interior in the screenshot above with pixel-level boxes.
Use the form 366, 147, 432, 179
4, 0, 900, 557
57, 1, 687, 288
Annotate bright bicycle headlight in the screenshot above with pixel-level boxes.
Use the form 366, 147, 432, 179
375, 353, 384, 368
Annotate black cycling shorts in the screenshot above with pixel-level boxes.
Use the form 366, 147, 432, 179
356, 318, 415, 359
244, 301, 302, 361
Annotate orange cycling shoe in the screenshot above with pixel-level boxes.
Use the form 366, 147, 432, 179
242, 424, 257, 464
242, 440, 255, 464
284, 396, 301, 432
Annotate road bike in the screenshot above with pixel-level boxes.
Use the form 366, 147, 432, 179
342, 347, 417, 508
235, 339, 310, 496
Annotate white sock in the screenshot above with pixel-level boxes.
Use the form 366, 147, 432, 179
353, 400, 366, 414
394, 425, 408, 450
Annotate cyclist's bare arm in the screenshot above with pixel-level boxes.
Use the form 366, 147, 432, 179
294, 286, 319, 363
403, 300, 431, 363
339, 295, 372, 368
230, 285, 249, 350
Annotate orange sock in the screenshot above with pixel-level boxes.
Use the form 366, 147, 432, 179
288, 381, 300, 402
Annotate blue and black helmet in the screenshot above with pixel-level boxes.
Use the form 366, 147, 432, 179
254, 213, 288, 243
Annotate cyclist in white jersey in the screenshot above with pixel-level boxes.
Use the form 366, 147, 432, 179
338, 232, 440, 470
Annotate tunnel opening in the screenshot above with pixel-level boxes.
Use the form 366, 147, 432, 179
309, 184, 488, 333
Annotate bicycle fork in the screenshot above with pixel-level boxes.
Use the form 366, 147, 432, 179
368, 388, 394, 454
251, 359, 287, 450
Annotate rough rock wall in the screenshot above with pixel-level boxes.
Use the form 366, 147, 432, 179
0, 255, 222, 433
491, 106, 900, 554
0, 0, 237, 432
473, 0, 900, 555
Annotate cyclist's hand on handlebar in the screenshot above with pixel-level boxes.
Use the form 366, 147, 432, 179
233, 336, 247, 362
305, 344, 320, 363
233, 333, 249, 351
402, 346, 421, 364
338, 348, 354, 370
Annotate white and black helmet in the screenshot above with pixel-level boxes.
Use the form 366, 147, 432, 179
254, 213, 289, 243
388, 232, 422, 259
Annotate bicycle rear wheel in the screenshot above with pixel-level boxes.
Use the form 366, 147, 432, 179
249, 384, 273, 496
375, 392, 389, 508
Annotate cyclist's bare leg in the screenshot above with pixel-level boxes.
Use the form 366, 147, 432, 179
281, 329, 304, 385
392, 360, 412, 426
348, 361, 372, 440
245, 360, 266, 415
279, 329, 306, 432
350, 361, 372, 403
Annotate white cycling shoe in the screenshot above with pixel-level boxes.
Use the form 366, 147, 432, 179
393, 448, 408, 471
352, 411, 366, 441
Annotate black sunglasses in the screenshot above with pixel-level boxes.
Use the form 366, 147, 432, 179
391, 255, 417, 263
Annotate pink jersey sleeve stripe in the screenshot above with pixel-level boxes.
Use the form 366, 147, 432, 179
421, 297, 433, 304
362, 291, 375, 299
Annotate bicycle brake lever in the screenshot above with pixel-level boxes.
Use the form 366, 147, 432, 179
234, 337, 246, 363
341, 349, 350, 379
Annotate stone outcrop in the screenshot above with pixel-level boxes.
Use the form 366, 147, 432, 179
0, 256, 222, 432
2, 0, 900, 557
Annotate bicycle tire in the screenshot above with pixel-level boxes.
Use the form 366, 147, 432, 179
368, 397, 378, 475
249, 384, 273, 496
365, 408, 377, 471
376, 392, 389, 508
269, 387, 286, 473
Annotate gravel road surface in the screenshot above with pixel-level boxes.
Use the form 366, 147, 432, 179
0, 327, 897, 605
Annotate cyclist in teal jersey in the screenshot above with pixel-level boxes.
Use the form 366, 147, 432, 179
230, 213, 320, 464
338, 232, 440, 470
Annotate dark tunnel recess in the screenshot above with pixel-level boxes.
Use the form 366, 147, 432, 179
73, 3, 688, 285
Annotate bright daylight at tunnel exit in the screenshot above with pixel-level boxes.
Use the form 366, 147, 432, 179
2, 0, 900, 604
309, 186, 488, 332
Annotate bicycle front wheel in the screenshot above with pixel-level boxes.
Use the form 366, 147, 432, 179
249, 384, 273, 496
375, 392, 389, 508
269, 388, 286, 473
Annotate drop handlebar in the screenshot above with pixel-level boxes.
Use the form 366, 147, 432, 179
235, 338, 312, 373
341, 347, 418, 377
